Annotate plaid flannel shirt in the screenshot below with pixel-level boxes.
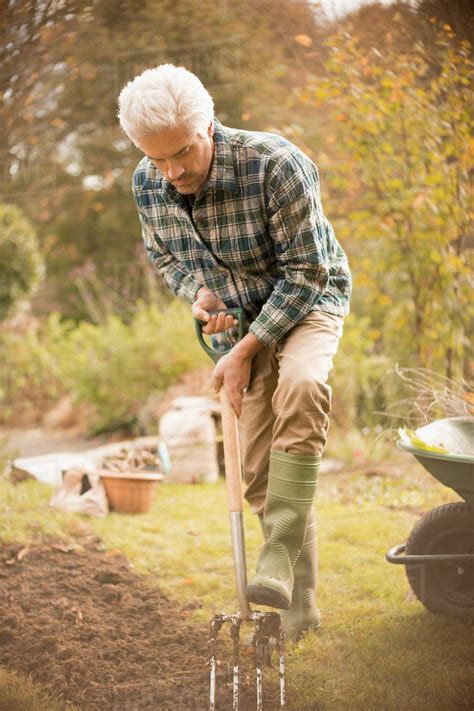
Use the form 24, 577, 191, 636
132, 118, 352, 348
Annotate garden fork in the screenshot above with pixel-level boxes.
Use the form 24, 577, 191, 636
195, 310, 286, 710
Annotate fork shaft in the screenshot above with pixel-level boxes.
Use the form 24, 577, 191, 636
230, 512, 252, 618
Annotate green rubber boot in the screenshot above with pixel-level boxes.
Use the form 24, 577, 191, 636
257, 509, 321, 640
246, 450, 320, 610
280, 509, 321, 640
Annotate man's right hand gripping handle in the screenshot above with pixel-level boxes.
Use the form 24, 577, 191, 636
191, 286, 239, 335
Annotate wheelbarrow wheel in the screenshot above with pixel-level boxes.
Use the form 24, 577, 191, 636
405, 502, 474, 618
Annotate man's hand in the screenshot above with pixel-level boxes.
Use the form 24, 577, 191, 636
212, 351, 251, 417
211, 333, 265, 417
191, 286, 238, 335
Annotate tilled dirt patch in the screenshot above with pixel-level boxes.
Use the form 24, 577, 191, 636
0, 541, 280, 710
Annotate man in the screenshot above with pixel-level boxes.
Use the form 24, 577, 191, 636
118, 64, 352, 640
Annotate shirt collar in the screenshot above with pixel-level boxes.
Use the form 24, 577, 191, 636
209, 117, 238, 194
143, 117, 238, 196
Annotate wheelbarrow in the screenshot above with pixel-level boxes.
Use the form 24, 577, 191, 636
386, 416, 474, 618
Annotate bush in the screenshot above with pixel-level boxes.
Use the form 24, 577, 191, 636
0, 203, 45, 321
57, 301, 208, 433
330, 311, 393, 430
0, 301, 208, 432
0, 313, 70, 424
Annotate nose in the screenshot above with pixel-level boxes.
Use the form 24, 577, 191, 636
167, 162, 185, 181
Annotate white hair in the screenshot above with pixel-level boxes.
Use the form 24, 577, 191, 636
117, 63, 214, 144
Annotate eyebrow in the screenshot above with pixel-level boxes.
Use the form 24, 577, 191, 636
147, 144, 190, 161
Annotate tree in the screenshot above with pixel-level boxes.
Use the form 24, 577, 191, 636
304, 23, 472, 381
1, 0, 324, 317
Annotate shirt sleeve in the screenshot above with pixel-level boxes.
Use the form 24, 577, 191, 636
248, 154, 330, 346
134, 200, 202, 305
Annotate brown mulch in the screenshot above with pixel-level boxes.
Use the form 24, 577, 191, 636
0, 541, 281, 710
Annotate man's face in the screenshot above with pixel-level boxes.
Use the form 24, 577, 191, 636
137, 121, 214, 196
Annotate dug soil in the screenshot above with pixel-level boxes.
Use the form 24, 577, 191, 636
0, 541, 282, 710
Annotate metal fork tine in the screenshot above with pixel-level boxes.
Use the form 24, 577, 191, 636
209, 615, 224, 711
255, 616, 263, 711
231, 617, 241, 710
278, 624, 286, 707
209, 612, 285, 710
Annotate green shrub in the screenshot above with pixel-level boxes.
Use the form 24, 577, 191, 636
0, 203, 45, 320
0, 313, 70, 424
0, 301, 208, 431
331, 312, 393, 430
54, 300, 208, 433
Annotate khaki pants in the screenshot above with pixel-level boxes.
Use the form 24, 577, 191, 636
239, 310, 344, 514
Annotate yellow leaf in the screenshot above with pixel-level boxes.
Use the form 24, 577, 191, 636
398, 427, 449, 454
294, 34, 312, 48
413, 193, 425, 209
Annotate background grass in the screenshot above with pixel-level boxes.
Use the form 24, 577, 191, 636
1, 450, 473, 710
0, 668, 80, 711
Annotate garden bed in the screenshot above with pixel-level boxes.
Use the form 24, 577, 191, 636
0, 541, 278, 710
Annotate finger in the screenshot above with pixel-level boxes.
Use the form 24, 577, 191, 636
212, 368, 223, 393
224, 315, 237, 331
209, 312, 229, 334
213, 312, 225, 333
228, 390, 243, 418
193, 304, 210, 322
203, 314, 220, 335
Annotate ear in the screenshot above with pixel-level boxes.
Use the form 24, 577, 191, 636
207, 119, 214, 138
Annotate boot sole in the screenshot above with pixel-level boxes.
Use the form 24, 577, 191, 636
246, 584, 291, 610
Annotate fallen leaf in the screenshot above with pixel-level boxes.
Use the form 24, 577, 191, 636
183, 578, 194, 585
17, 547, 30, 562
105, 548, 122, 557
51, 596, 70, 608
51, 543, 74, 553
71, 606, 83, 623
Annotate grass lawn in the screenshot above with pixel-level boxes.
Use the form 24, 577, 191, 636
1, 449, 473, 710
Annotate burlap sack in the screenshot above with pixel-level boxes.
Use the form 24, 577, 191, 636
159, 397, 220, 483
49, 467, 109, 517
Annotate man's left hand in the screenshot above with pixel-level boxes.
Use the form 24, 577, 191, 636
212, 350, 251, 417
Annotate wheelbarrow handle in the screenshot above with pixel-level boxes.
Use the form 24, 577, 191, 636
194, 307, 245, 363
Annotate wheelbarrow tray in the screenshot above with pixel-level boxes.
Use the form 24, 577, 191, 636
397, 416, 474, 505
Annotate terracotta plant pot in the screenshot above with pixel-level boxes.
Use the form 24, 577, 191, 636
98, 470, 163, 514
